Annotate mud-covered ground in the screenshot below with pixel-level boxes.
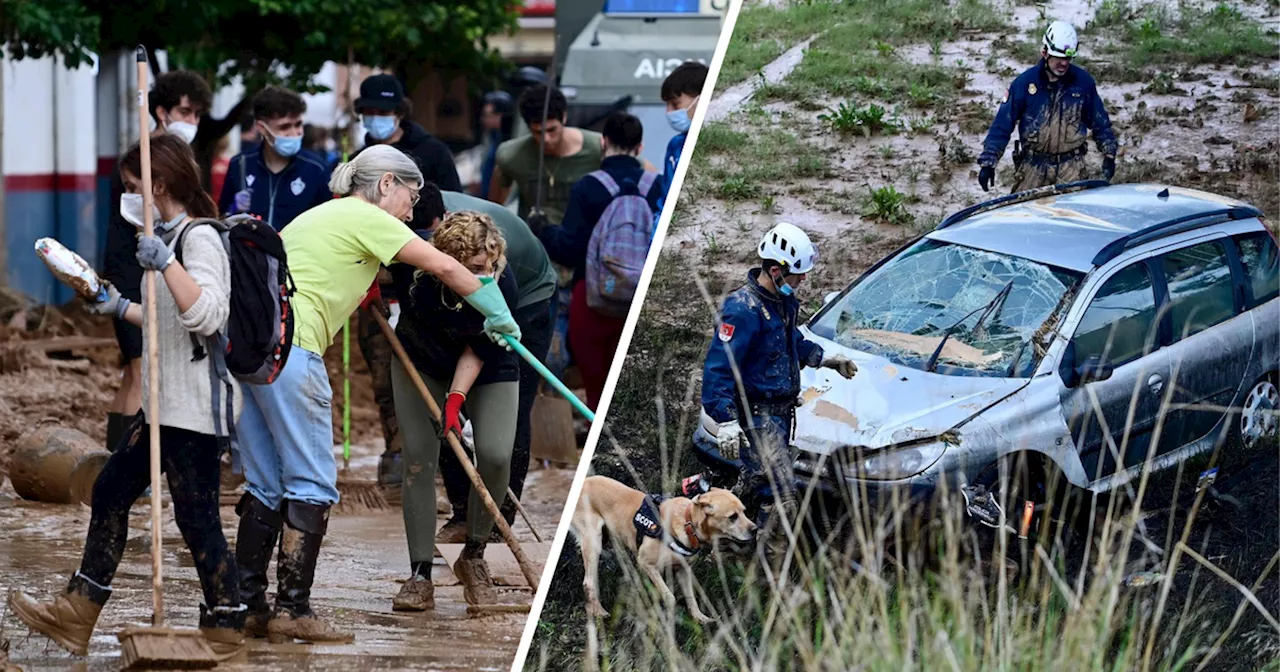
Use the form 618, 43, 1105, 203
527, 0, 1279, 669
0, 305, 572, 670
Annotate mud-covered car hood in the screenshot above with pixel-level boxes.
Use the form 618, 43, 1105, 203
793, 329, 1030, 455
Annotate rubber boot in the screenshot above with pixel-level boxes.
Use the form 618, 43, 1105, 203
377, 451, 402, 488
234, 493, 282, 639
7, 572, 110, 656
105, 412, 123, 454
454, 539, 497, 606
267, 501, 354, 644
198, 603, 247, 662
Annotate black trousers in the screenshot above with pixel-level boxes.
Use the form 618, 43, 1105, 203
441, 297, 554, 519
79, 420, 240, 612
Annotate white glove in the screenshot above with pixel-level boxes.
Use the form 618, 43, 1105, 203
716, 421, 744, 461
822, 354, 858, 379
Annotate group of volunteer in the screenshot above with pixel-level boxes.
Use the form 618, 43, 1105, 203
7, 59, 709, 660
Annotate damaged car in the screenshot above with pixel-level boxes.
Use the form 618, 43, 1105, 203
782, 181, 1278, 531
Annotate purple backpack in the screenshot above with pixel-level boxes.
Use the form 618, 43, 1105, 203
584, 170, 659, 318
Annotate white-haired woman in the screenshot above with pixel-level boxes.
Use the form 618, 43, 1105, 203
232, 145, 522, 644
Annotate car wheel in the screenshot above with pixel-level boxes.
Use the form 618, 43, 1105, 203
1238, 375, 1279, 451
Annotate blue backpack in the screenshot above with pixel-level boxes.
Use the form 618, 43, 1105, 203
583, 170, 659, 318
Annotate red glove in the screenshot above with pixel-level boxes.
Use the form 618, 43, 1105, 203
359, 281, 382, 310
443, 391, 466, 439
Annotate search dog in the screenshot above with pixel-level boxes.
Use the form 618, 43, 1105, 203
570, 475, 757, 622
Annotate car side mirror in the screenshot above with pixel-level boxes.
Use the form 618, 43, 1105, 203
1075, 355, 1115, 385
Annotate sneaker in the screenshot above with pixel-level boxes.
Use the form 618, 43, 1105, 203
391, 576, 434, 612
454, 544, 496, 606
435, 517, 469, 544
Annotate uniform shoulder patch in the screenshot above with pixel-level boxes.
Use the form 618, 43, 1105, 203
718, 322, 735, 342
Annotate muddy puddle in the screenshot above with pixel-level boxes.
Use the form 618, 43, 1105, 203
0, 436, 572, 670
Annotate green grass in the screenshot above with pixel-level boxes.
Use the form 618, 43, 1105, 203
715, 0, 1009, 92
1091, 2, 1279, 67
861, 185, 914, 224
685, 124, 831, 202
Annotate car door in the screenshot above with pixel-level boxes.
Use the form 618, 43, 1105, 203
1060, 259, 1172, 483
1156, 238, 1252, 455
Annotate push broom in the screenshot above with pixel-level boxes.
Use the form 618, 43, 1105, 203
115, 45, 220, 669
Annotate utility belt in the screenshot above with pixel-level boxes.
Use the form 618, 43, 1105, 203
739, 397, 799, 442
1016, 142, 1087, 167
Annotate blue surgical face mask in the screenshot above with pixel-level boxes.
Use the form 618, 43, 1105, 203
273, 134, 302, 157
779, 282, 795, 297
666, 108, 691, 134
364, 115, 397, 141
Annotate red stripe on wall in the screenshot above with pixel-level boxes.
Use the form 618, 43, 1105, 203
5, 174, 97, 192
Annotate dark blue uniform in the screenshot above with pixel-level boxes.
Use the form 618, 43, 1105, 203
217, 148, 333, 230
701, 268, 824, 503
980, 61, 1117, 192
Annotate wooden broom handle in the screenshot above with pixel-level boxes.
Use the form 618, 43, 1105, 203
369, 309, 541, 588
135, 45, 165, 627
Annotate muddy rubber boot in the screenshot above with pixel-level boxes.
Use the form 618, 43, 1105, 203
454, 540, 497, 606
377, 451, 402, 489
391, 573, 435, 612
234, 493, 282, 639
435, 516, 469, 545
198, 603, 247, 662
268, 502, 354, 644
7, 572, 110, 656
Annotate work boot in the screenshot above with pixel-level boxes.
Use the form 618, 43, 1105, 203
435, 516, 469, 544
198, 603, 247, 662
234, 493, 282, 639
391, 574, 435, 612
377, 452, 402, 489
7, 572, 110, 656
454, 540, 497, 606
267, 501, 354, 644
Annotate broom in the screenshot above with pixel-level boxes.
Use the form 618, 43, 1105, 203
333, 131, 389, 515
116, 45, 220, 669
369, 308, 542, 590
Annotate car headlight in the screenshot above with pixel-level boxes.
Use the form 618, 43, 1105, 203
845, 440, 948, 481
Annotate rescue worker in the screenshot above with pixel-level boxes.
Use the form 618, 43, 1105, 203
978, 20, 1118, 193
692, 223, 857, 553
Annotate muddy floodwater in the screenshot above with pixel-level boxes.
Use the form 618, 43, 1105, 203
0, 439, 572, 671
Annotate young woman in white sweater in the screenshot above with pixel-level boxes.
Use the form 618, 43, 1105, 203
7, 134, 245, 660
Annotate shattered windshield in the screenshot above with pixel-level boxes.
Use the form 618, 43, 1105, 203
809, 239, 1082, 378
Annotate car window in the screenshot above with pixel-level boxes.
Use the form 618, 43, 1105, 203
1161, 241, 1235, 342
1073, 262, 1158, 366
1235, 232, 1279, 307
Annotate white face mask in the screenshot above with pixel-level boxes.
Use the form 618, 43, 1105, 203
120, 193, 163, 230
166, 120, 198, 144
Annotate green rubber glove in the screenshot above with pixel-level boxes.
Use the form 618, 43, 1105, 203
464, 277, 521, 349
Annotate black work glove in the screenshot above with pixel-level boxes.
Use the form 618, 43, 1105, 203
1102, 156, 1116, 182
526, 209, 551, 235
978, 165, 995, 192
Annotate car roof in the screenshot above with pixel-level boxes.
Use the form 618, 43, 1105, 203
926, 183, 1260, 272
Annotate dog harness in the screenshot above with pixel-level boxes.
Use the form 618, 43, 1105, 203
633, 495, 703, 557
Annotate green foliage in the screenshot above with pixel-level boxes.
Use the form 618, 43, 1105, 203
0, 0, 518, 92
862, 185, 913, 224
1093, 1, 1278, 67
820, 101, 900, 137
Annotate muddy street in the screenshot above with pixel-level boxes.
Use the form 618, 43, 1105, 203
0, 306, 571, 670
0, 446, 570, 671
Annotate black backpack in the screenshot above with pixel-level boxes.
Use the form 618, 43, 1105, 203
174, 215, 295, 446
176, 214, 295, 381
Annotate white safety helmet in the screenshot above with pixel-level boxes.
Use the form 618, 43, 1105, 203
1043, 20, 1079, 58
758, 222, 817, 274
